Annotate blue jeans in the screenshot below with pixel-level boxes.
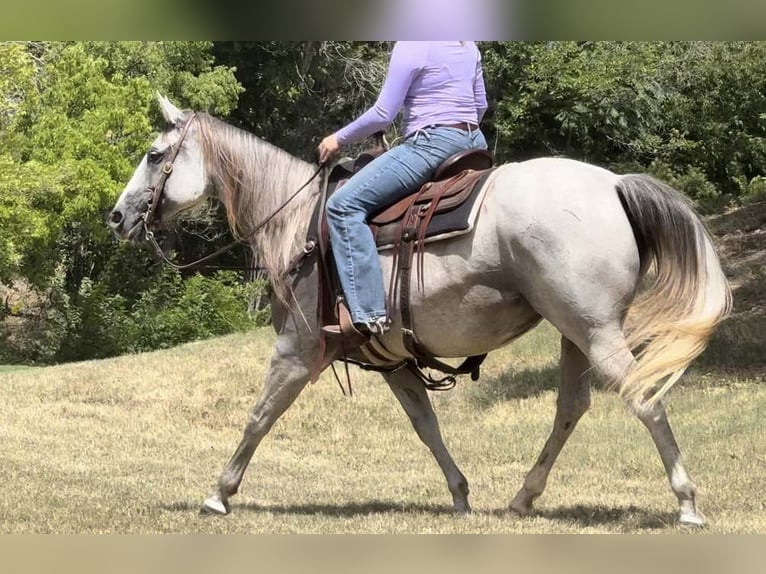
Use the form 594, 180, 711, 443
326, 125, 488, 325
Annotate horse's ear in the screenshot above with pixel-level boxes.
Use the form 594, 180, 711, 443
156, 92, 185, 126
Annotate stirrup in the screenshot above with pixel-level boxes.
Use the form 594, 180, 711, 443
321, 300, 370, 346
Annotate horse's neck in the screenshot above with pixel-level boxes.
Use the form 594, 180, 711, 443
208, 123, 316, 227
206, 121, 320, 288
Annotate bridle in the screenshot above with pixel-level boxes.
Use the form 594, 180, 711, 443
141, 112, 323, 272
142, 112, 198, 230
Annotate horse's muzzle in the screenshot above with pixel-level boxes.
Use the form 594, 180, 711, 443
107, 208, 145, 242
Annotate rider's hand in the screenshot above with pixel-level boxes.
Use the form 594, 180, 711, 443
318, 133, 340, 165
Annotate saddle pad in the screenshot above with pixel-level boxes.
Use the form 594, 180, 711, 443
374, 169, 496, 251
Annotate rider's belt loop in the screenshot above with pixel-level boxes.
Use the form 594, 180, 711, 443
413, 129, 430, 144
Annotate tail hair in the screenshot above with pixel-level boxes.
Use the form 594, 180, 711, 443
616, 174, 732, 405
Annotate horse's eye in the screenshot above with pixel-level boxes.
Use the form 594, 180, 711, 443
147, 149, 164, 164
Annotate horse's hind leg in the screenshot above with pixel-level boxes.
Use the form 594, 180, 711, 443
587, 331, 705, 527
384, 364, 471, 512
510, 336, 591, 514
201, 344, 311, 515
635, 398, 704, 526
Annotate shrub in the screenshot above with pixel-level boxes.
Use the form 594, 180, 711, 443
743, 176, 766, 205
646, 160, 724, 211
0, 270, 269, 365
0, 276, 78, 364
56, 277, 136, 361
129, 270, 267, 352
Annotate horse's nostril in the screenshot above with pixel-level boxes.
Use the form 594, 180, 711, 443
109, 210, 123, 226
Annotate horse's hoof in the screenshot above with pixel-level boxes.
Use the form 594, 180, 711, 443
200, 495, 229, 516
509, 503, 533, 516
453, 500, 472, 514
678, 510, 706, 528
509, 493, 534, 516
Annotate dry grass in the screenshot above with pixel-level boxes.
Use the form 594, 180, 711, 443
0, 321, 763, 534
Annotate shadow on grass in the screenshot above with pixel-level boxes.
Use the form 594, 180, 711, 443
161, 500, 456, 516
468, 364, 560, 408
162, 500, 675, 529
531, 504, 677, 530
470, 315, 764, 406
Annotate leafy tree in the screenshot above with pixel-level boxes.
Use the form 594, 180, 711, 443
213, 41, 391, 158
481, 42, 666, 164
653, 42, 766, 199
1, 41, 242, 289
482, 41, 766, 203
1, 41, 247, 363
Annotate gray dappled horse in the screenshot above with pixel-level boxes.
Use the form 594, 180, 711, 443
109, 95, 731, 526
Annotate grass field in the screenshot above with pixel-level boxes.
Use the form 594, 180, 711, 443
0, 319, 763, 534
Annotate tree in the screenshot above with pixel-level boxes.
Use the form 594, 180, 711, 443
213, 41, 391, 158
1, 42, 248, 363
0, 41, 242, 289
481, 41, 766, 203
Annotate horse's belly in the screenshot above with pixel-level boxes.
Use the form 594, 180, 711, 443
379, 251, 541, 358
415, 289, 542, 357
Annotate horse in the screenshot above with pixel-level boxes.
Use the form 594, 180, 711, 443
108, 94, 731, 527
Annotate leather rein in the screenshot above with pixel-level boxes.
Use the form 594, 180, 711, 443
141, 112, 323, 272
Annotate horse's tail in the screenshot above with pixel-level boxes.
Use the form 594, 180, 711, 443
615, 174, 732, 405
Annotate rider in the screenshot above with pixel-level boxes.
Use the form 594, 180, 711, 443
318, 41, 488, 340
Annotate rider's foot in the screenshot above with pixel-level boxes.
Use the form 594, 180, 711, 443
321, 316, 390, 343
363, 316, 391, 336
321, 322, 369, 345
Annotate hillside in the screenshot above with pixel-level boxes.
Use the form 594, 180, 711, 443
0, 319, 764, 533
700, 200, 766, 374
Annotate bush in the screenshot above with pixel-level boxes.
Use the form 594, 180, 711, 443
0, 276, 78, 364
56, 277, 136, 361
0, 270, 270, 365
646, 160, 724, 211
743, 176, 766, 205
129, 270, 267, 352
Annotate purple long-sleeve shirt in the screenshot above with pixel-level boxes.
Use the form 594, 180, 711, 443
335, 41, 488, 146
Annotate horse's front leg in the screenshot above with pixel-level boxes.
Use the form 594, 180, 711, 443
201, 335, 315, 515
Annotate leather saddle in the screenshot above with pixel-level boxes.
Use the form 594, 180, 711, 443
370, 149, 493, 223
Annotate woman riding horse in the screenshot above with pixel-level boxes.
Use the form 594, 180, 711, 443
318, 41, 489, 340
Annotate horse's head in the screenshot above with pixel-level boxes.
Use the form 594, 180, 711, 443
108, 94, 211, 241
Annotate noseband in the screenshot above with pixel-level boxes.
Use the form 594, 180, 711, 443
142, 112, 198, 230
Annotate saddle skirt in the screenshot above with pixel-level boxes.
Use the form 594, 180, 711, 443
370, 167, 495, 250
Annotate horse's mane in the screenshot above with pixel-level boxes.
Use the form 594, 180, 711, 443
196, 113, 320, 302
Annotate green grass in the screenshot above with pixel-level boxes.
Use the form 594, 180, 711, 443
1, 322, 763, 534
0, 365, 34, 373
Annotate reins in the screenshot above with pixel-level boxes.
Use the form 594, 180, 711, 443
142, 112, 324, 272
